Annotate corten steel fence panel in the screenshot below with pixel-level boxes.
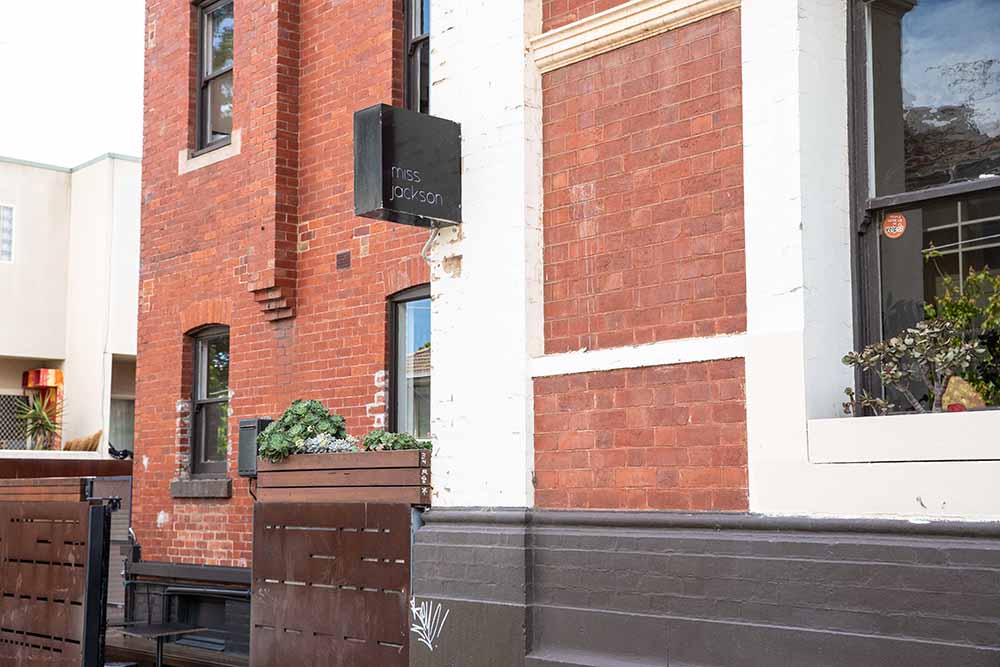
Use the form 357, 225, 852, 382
0, 500, 111, 667
251, 503, 411, 667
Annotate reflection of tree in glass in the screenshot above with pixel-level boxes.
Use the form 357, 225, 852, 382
210, 7, 234, 72
215, 404, 229, 456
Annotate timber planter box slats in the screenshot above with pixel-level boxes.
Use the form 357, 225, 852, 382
256, 450, 431, 505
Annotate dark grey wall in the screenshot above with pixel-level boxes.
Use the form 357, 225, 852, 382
411, 509, 1000, 667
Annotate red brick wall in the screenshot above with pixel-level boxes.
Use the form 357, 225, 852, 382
534, 359, 747, 511
543, 0, 632, 31
542, 11, 745, 354
135, 0, 424, 567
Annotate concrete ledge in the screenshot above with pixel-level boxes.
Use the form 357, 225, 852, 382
170, 478, 232, 499
808, 410, 1000, 464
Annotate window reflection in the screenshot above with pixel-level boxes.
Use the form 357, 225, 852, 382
871, 0, 1000, 195
395, 296, 431, 440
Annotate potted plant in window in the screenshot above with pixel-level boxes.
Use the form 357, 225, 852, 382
255, 400, 431, 505
843, 264, 1000, 416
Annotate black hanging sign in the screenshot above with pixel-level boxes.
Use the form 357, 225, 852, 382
354, 103, 462, 228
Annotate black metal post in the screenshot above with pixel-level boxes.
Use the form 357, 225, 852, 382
81, 503, 112, 667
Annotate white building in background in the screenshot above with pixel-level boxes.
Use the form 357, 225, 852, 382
0, 153, 140, 457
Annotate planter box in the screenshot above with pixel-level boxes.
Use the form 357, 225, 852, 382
256, 450, 431, 505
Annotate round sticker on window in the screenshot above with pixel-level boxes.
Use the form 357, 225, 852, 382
883, 213, 907, 239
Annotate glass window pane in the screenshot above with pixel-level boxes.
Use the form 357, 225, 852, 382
206, 2, 234, 74
871, 0, 1000, 195
205, 71, 233, 144
881, 200, 961, 336
396, 297, 431, 439
109, 399, 135, 452
409, 40, 430, 114
0, 206, 12, 262
198, 402, 229, 463
411, 0, 429, 36
204, 335, 229, 399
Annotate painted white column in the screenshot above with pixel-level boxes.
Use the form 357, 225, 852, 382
743, 0, 1000, 521
427, 0, 543, 507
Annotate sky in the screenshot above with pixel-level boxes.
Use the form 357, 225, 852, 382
0, 1, 145, 168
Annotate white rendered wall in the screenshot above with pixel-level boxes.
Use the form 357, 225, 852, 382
0, 161, 71, 360
742, 0, 1000, 521
428, 0, 543, 507
62, 156, 139, 445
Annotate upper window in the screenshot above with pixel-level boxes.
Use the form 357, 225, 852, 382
405, 0, 430, 113
853, 0, 1000, 409
0, 206, 13, 262
191, 326, 230, 475
859, 0, 1000, 339
390, 286, 431, 439
869, 0, 1000, 197
198, 0, 234, 150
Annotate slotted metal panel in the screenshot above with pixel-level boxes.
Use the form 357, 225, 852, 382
0, 500, 111, 667
251, 503, 411, 667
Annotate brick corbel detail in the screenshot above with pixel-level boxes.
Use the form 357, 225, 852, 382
242, 0, 301, 322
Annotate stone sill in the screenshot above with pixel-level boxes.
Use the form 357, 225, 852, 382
170, 478, 233, 499
807, 410, 1000, 464
178, 128, 242, 175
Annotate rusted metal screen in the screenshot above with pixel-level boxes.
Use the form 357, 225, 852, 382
251, 503, 412, 667
0, 478, 87, 503
0, 502, 90, 666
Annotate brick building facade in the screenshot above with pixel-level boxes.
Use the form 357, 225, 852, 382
136, 0, 422, 568
132, 0, 1000, 664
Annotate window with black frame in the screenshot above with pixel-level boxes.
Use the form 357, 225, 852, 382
197, 0, 234, 150
390, 286, 431, 440
853, 0, 1000, 408
405, 0, 430, 113
191, 326, 230, 475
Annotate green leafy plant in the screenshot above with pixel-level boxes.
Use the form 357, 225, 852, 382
257, 400, 347, 463
16, 392, 63, 450
362, 430, 431, 452
843, 319, 986, 414
923, 264, 1000, 404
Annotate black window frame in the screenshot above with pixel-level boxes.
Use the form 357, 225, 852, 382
195, 0, 234, 153
404, 0, 430, 114
848, 0, 1000, 399
388, 284, 431, 436
190, 325, 230, 477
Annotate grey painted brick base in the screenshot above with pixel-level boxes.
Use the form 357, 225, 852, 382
410, 509, 1000, 667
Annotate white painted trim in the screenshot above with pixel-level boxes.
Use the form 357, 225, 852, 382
178, 129, 242, 175
530, 334, 746, 378
808, 411, 1000, 464
531, 0, 741, 73
0, 450, 107, 460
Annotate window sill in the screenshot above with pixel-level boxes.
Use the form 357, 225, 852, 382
170, 478, 232, 499
807, 410, 1000, 464
178, 128, 241, 175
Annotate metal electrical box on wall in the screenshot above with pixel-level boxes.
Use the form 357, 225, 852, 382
354, 103, 462, 228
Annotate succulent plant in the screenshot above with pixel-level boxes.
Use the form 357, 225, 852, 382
257, 400, 347, 463
361, 430, 430, 452
843, 318, 986, 414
